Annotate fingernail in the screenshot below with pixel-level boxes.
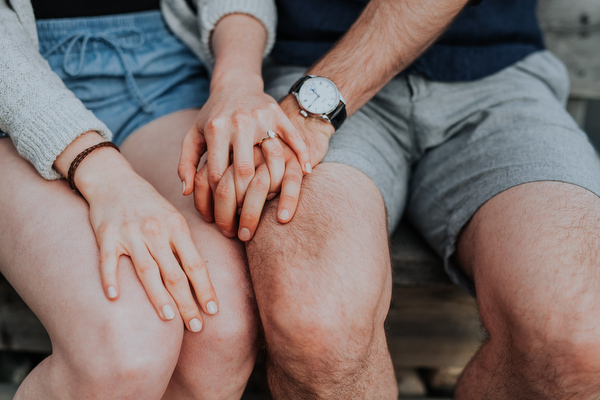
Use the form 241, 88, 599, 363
206, 301, 218, 315
162, 304, 175, 320
279, 209, 290, 220
305, 163, 312, 174
182, 181, 186, 195
267, 193, 277, 201
190, 318, 202, 332
107, 286, 117, 299
239, 227, 251, 241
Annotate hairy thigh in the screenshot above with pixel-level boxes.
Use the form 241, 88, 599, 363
458, 182, 600, 349
247, 162, 392, 330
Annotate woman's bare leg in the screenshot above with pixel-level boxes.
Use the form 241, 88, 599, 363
0, 110, 257, 399
120, 109, 259, 400
0, 139, 183, 399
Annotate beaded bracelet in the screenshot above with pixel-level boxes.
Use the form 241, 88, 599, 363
67, 142, 120, 192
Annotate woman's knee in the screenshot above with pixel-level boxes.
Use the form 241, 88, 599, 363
52, 302, 184, 399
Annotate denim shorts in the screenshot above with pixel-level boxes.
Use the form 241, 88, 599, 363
0, 11, 210, 144
263, 51, 600, 295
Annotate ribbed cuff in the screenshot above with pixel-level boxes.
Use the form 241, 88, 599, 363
16, 97, 112, 180
199, 0, 276, 69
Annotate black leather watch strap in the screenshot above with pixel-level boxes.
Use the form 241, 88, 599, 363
329, 102, 347, 131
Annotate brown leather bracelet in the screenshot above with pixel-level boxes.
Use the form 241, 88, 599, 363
67, 142, 120, 192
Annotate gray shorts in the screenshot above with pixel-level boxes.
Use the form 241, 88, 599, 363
263, 50, 600, 294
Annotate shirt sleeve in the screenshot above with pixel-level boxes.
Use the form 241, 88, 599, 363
197, 0, 277, 68
0, 0, 112, 180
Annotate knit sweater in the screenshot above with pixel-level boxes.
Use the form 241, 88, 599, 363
0, 0, 276, 180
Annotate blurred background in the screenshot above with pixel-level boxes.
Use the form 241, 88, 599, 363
587, 101, 600, 148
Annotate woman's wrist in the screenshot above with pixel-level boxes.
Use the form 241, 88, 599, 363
54, 131, 136, 200
210, 68, 264, 93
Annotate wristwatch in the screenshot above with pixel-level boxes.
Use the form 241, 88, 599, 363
289, 75, 347, 131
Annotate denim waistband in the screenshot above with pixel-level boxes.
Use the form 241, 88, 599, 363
36, 10, 166, 46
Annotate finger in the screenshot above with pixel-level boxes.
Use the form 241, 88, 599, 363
172, 231, 219, 317
194, 165, 214, 223
259, 136, 285, 193
213, 166, 238, 237
128, 242, 177, 322
205, 122, 231, 194
233, 134, 256, 207
276, 115, 312, 174
277, 158, 303, 224
149, 244, 204, 333
98, 238, 119, 300
179, 126, 206, 196
238, 163, 271, 242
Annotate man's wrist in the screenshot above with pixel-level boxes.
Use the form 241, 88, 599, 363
281, 95, 334, 136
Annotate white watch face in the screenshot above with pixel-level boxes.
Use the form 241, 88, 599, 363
297, 77, 340, 115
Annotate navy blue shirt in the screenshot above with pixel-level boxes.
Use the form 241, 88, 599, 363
272, 0, 545, 82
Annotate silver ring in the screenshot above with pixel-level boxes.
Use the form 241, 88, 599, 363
259, 130, 279, 146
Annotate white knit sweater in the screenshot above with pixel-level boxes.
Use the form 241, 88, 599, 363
0, 0, 276, 179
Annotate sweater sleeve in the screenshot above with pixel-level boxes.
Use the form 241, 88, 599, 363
0, 0, 112, 180
197, 0, 277, 69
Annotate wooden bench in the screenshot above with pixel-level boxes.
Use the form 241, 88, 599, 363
0, 0, 599, 397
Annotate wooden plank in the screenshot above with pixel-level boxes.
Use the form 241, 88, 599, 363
390, 223, 451, 286
538, 0, 600, 98
387, 286, 484, 368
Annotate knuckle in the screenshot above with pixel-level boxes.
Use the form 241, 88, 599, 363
208, 171, 223, 187
165, 269, 188, 288
186, 257, 207, 274
240, 212, 259, 227
142, 218, 162, 236
178, 303, 199, 318
206, 117, 226, 133
168, 213, 187, 230
195, 170, 209, 188
137, 259, 156, 274
268, 102, 279, 111
231, 113, 248, 129
253, 173, 271, 192
236, 161, 255, 180
268, 143, 285, 158
285, 168, 303, 183
99, 251, 114, 265
214, 182, 233, 201
214, 217, 234, 233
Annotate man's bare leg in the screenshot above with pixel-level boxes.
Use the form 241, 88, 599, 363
246, 163, 397, 399
455, 182, 600, 399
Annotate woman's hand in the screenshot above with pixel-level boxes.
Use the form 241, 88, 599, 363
55, 132, 218, 333
178, 76, 312, 225
189, 93, 335, 241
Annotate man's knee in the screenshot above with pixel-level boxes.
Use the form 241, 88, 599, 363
265, 303, 382, 388
484, 297, 600, 396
